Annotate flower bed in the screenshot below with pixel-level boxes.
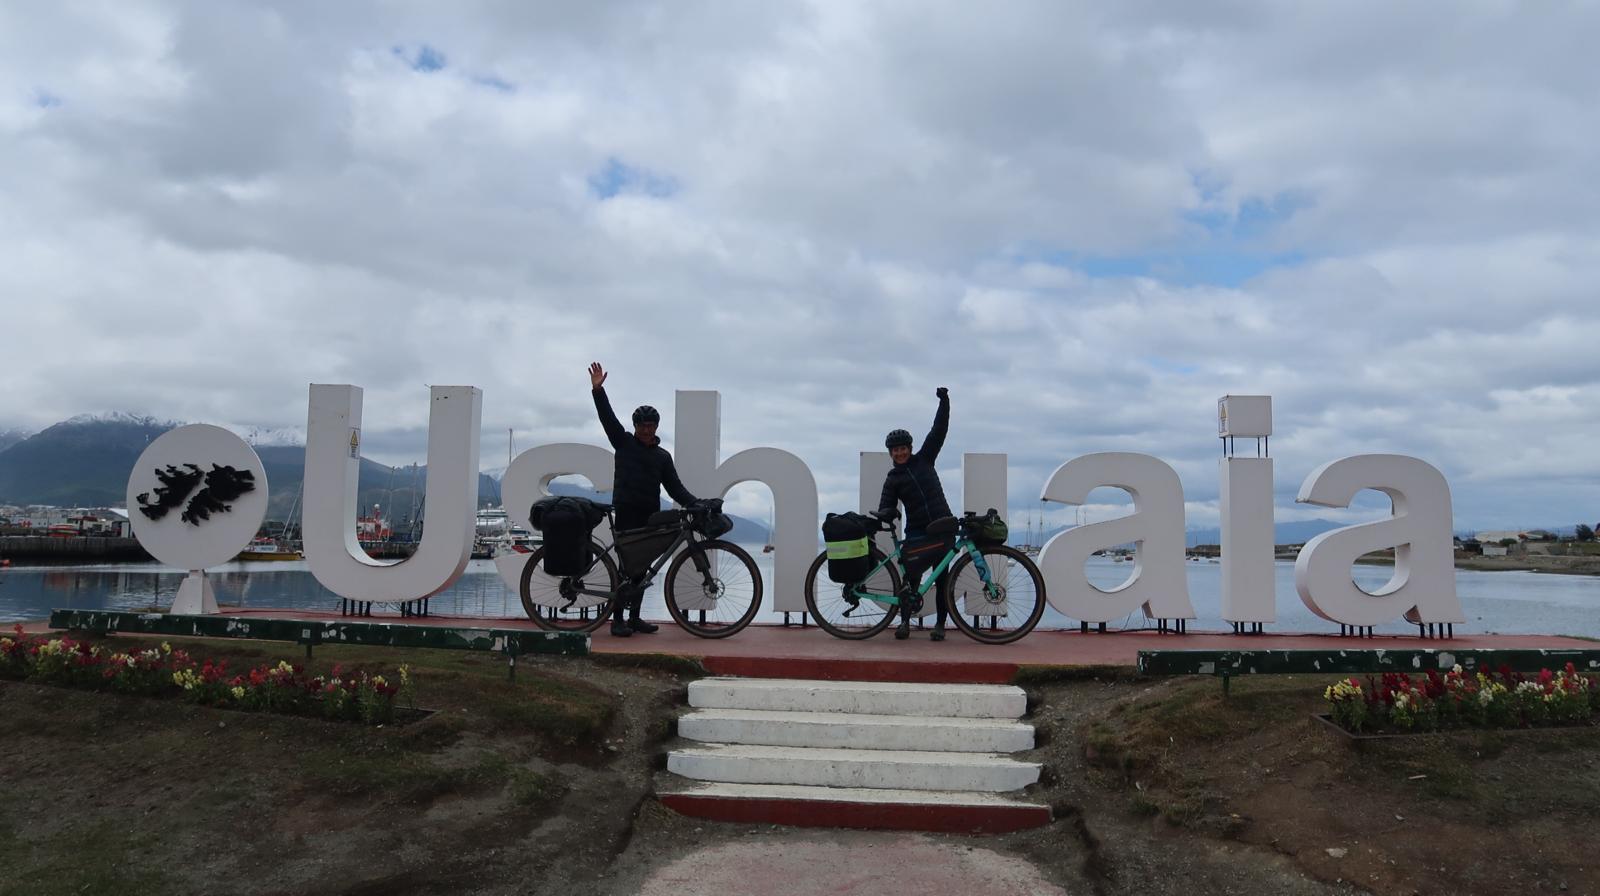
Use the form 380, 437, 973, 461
0, 624, 413, 725
1322, 663, 1600, 734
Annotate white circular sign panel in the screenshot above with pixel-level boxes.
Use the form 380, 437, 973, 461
126, 424, 269, 570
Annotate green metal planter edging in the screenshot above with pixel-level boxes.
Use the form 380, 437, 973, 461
1138, 648, 1600, 695
48, 610, 587, 677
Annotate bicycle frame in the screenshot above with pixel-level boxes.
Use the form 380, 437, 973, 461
848, 526, 999, 608
561, 516, 711, 603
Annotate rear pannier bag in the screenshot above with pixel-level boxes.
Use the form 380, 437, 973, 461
821, 512, 873, 584
615, 527, 679, 578
529, 496, 607, 577
968, 508, 1009, 546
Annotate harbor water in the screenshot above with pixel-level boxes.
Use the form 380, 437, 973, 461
2, 552, 1597, 638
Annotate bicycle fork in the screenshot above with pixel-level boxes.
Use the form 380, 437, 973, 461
688, 541, 722, 597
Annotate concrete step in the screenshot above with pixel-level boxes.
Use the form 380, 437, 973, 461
687, 677, 1027, 719
677, 708, 1035, 753
667, 743, 1041, 793
656, 780, 1051, 834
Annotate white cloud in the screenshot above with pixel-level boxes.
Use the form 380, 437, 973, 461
1, 0, 1597, 529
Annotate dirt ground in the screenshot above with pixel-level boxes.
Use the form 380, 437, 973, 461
3, 638, 1598, 896
1012, 669, 1600, 896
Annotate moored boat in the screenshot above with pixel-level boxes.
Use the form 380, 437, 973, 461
236, 538, 303, 561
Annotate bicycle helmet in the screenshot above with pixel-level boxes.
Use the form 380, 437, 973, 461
885, 429, 913, 449
632, 405, 660, 425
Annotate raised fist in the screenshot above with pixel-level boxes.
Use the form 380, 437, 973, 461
936, 387, 949, 399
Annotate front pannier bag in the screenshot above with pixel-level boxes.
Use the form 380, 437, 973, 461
821, 512, 873, 584
529, 496, 607, 577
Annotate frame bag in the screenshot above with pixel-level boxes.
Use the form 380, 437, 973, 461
615, 526, 679, 578
901, 530, 955, 582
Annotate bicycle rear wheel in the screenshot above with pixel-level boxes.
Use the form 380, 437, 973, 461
944, 544, 1046, 645
803, 546, 901, 640
519, 540, 620, 634
663, 540, 763, 638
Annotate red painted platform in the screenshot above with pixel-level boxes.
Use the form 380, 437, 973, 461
657, 791, 1051, 834
25, 609, 1598, 684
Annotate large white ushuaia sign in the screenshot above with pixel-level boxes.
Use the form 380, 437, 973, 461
126, 384, 1464, 631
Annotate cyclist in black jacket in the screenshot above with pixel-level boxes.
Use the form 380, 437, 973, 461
590, 361, 701, 637
878, 387, 953, 641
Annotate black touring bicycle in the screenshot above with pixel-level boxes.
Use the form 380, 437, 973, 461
516, 497, 763, 638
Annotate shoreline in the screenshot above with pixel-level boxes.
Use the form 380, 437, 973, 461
1352, 552, 1600, 577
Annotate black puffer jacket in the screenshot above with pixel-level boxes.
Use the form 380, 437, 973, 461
593, 387, 698, 520
878, 393, 952, 534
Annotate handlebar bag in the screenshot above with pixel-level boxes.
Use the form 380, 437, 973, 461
968, 509, 1009, 546
822, 512, 874, 584
698, 512, 734, 539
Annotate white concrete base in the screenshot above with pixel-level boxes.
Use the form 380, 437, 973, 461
667, 743, 1040, 792
665, 676, 1046, 830
171, 571, 219, 615
687, 677, 1027, 719
678, 708, 1034, 753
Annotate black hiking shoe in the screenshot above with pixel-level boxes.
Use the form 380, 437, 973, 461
930, 626, 946, 642
610, 619, 633, 637
628, 617, 659, 634
894, 619, 911, 640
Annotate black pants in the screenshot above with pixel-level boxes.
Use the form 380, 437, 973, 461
613, 504, 654, 620
902, 529, 951, 627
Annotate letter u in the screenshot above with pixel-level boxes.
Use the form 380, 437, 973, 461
302, 385, 482, 601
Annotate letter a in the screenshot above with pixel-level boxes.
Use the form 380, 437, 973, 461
1294, 455, 1463, 627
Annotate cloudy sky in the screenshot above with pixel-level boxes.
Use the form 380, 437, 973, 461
3, 1, 1597, 532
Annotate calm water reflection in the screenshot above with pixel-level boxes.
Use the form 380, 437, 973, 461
2, 553, 1596, 638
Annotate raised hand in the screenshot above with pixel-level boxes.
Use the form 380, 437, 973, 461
589, 362, 607, 389
936, 387, 949, 399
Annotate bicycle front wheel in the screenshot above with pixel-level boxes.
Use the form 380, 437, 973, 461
803, 546, 901, 640
663, 540, 763, 638
944, 544, 1046, 645
519, 540, 620, 634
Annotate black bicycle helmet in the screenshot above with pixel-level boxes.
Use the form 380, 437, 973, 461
885, 428, 913, 449
632, 405, 660, 425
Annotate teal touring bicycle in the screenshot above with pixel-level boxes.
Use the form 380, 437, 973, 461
804, 508, 1047, 644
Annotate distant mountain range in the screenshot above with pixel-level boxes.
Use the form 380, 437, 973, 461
0, 429, 29, 454
0, 415, 771, 542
